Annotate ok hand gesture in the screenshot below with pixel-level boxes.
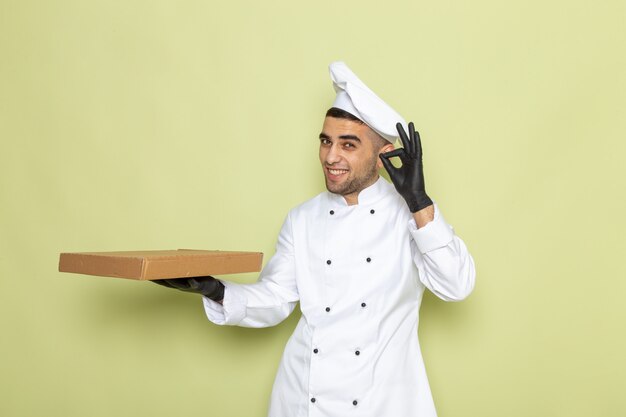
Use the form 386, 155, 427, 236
379, 122, 433, 213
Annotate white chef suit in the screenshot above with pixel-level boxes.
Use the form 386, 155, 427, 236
203, 176, 475, 417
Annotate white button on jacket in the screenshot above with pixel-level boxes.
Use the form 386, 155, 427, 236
203, 177, 476, 417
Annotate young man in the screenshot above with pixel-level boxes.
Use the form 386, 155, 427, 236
156, 62, 475, 417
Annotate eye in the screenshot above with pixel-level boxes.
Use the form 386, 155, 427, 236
320, 138, 331, 146
343, 142, 356, 149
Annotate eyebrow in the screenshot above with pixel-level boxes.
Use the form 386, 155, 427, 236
318, 133, 362, 142
339, 134, 361, 142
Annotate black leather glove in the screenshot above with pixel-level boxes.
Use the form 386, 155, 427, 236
379, 122, 434, 213
153, 276, 225, 302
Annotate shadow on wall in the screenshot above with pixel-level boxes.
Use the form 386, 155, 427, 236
420, 288, 479, 334
71, 277, 301, 346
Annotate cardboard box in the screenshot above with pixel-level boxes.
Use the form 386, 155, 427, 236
58, 249, 263, 280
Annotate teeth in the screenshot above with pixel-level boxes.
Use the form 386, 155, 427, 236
329, 169, 348, 175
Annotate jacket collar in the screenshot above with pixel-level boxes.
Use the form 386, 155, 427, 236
326, 176, 392, 207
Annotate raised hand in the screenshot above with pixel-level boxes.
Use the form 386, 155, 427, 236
379, 122, 433, 213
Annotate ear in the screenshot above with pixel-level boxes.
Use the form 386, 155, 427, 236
376, 142, 396, 170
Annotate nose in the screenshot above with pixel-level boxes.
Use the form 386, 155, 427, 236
325, 143, 341, 165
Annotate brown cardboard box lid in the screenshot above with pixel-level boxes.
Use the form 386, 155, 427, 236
58, 249, 263, 280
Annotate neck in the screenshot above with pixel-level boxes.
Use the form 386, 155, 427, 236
342, 175, 379, 206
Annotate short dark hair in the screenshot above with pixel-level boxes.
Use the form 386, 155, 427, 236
325, 107, 364, 123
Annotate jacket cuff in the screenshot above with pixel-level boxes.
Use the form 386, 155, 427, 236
202, 281, 247, 325
408, 203, 455, 253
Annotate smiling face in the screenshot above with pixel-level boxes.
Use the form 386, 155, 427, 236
319, 116, 394, 205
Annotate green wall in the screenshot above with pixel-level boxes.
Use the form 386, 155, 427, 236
1, 0, 625, 416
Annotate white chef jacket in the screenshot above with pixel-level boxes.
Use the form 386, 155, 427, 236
203, 176, 475, 417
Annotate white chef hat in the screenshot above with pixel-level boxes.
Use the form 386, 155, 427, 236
329, 61, 407, 143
